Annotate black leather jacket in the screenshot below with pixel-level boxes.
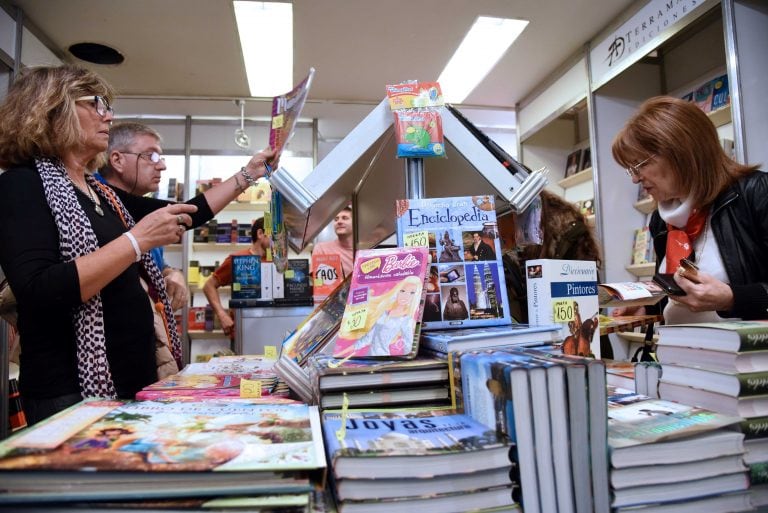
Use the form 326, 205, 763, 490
649, 171, 768, 320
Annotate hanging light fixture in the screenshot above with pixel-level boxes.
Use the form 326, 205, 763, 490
234, 99, 251, 149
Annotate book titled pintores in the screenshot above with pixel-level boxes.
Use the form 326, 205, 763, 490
0, 399, 327, 504
394, 195, 512, 330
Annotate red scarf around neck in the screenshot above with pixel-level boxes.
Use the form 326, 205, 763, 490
665, 208, 708, 273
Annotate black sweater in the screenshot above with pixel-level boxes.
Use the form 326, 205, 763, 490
0, 163, 213, 399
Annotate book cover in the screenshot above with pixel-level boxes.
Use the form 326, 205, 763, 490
657, 321, 768, 352
394, 196, 512, 330
694, 78, 715, 113
284, 259, 312, 300
231, 254, 261, 300
419, 324, 562, 355
312, 253, 343, 303
607, 389, 741, 448
711, 73, 730, 112
526, 259, 600, 357
0, 400, 326, 501
631, 227, 652, 265
278, 275, 352, 365
319, 385, 451, 410
332, 247, 429, 359
598, 280, 665, 308
270, 68, 315, 159
321, 410, 512, 479
565, 149, 582, 177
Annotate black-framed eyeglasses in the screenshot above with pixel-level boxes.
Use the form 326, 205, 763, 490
120, 151, 165, 164
75, 95, 113, 117
625, 154, 656, 179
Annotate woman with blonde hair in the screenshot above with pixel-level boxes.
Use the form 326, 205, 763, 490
0, 65, 275, 423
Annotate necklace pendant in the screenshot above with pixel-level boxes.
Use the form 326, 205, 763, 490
94, 203, 104, 217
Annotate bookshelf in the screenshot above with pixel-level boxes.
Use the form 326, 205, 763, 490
634, 197, 656, 215
557, 167, 593, 189
626, 262, 656, 278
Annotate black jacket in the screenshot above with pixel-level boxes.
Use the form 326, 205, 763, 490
649, 171, 768, 320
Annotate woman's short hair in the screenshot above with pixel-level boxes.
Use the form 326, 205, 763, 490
612, 95, 757, 206
0, 64, 115, 170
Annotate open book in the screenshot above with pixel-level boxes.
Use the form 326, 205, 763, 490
598, 281, 665, 308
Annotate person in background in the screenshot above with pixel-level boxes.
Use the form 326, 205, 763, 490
98, 121, 187, 311
203, 218, 272, 338
0, 65, 276, 424
612, 95, 766, 322
467, 231, 495, 261
312, 206, 354, 277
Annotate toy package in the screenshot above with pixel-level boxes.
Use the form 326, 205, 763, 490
385, 81, 446, 158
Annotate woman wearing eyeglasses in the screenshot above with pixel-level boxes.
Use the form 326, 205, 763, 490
0, 65, 276, 424
612, 95, 767, 323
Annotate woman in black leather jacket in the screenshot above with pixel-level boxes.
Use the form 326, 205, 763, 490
612, 96, 766, 322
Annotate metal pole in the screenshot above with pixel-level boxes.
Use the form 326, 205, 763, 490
404, 158, 425, 200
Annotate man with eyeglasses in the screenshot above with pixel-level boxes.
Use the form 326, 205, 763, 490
98, 122, 188, 311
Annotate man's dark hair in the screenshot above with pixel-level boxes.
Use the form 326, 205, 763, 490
251, 218, 265, 242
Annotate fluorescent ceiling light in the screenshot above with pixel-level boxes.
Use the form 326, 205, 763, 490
438, 16, 528, 104
234, 1, 293, 97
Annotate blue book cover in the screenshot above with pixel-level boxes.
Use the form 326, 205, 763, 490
711, 74, 730, 112
395, 196, 512, 330
321, 410, 511, 479
232, 254, 261, 299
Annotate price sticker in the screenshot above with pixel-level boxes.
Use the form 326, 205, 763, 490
403, 230, 429, 248
232, 283, 241, 291
335, 393, 351, 443
239, 378, 262, 398
360, 257, 381, 274
552, 299, 576, 323
264, 346, 278, 359
271, 114, 284, 129
343, 307, 368, 332
285, 269, 295, 279
314, 277, 323, 287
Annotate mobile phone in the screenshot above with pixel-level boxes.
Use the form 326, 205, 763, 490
652, 273, 686, 296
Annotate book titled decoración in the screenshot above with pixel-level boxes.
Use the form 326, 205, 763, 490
526, 259, 601, 358
395, 195, 512, 330
331, 247, 429, 360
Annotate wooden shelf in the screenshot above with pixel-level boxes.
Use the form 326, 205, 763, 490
558, 167, 593, 188
708, 105, 731, 128
193, 243, 250, 251
634, 197, 656, 215
626, 262, 656, 277
188, 329, 228, 340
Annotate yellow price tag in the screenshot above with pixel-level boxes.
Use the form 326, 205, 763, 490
335, 393, 351, 444
272, 114, 285, 129
264, 346, 277, 359
403, 230, 429, 248
239, 378, 262, 398
360, 257, 381, 274
552, 299, 577, 323
314, 277, 323, 287
285, 269, 295, 279
343, 307, 368, 332
232, 283, 241, 291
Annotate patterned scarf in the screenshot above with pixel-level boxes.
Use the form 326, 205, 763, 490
35, 157, 180, 398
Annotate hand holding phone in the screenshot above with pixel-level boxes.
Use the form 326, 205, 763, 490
653, 273, 686, 296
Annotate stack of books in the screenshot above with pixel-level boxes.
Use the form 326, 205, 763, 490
475, 346, 609, 513
321, 409, 520, 513
306, 354, 451, 410
418, 324, 562, 358
0, 399, 327, 507
136, 354, 285, 401
607, 386, 750, 512
656, 320, 768, 507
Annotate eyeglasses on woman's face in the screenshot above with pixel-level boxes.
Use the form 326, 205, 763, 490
75, 95, 113, 117
625, 154, 656, 179
120, 151, 166, 164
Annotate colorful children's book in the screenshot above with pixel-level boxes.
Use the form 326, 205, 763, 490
395, 196, 512, 330
332, 247, 429, 360
321, 410, 512, 479
0, 400, 325, 503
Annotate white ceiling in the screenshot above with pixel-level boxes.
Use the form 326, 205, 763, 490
12, 0, 638, 140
